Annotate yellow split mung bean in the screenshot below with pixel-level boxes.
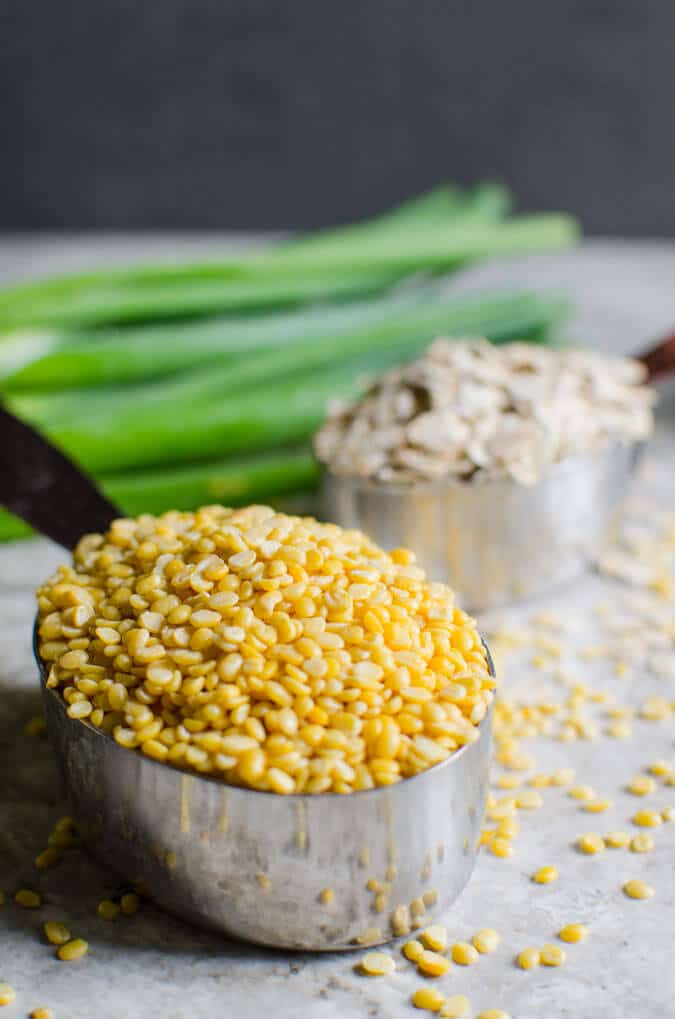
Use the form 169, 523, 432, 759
0, 984, 16, 1007
540, 943, 566, 967
517, 947, 540, 970
97, 898, 120, 920
420, 925, 448, 953
569, 785, 595, 801
627, 775, 655, 796
532, 865, 558, 885
631, 809, 662, 828
120, 892, 140, 915
630, 832, 654, 853
623, 879, 654, 900
34, 847, 62, 871
440, 996, 470, 1018
473, 928, 500, 953
36, 506, 493, 794
44, 921, 70, 945
489, 837, 514, 859
515, 790, 543, 810
359, 951, 395, 976
605, 831, 630, 849
451, 941, 479, 966
577, 833, 605, 855
559, 923, 588, 943
15, 888, 41, 909
413, 987, 446, 1011
403, 939, 425, 963
57, 938, 89, 961
583, 798, 612, 814
417, 949, 452, 976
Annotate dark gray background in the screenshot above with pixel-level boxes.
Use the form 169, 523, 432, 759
1, 1, 673, 233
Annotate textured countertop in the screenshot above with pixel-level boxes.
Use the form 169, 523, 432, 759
1, 239, 674, 1019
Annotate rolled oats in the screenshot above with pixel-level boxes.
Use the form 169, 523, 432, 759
315, 338, 655, 485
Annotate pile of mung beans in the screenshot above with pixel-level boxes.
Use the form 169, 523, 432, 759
36, 505, 493, 794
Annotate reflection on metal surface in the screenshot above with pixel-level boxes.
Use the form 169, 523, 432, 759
323, 442, 642, 611
218, 789, 229, 834
353, 926, 382, 946
180, 776, 191, 834
37, 636, 493, 951
295, 800, 307, 853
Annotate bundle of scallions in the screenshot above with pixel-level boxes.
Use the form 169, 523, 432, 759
0, 183, 578, 541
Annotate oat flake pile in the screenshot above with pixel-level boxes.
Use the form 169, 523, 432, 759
315, 339, 655, 486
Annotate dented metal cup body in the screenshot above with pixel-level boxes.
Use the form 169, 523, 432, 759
37, 636, 493, 951
323, 442, 642, 612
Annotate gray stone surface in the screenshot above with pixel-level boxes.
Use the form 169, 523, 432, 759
0, 240, 674, 1018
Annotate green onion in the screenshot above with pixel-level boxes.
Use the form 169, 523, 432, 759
11, 292, 566, 435
2, 289, 426, 392
45, 362, 370, 474
0, 213, 576, 331
3, 287, 558, 396
109, 447, 318, 516
0, 269, 399, 331
36, 294, 564, 474
0, 514, 30, 542
0, 183, 505, 320
286, 181, 511, 250
258, 215, 578, 278
0, 331, 63, 382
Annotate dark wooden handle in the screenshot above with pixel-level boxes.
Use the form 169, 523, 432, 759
638, 332, 675, 381
0, 404, 119, 549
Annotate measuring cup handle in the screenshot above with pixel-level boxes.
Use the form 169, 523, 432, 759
0, 404, 119, 549
639, 332, 675, 381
